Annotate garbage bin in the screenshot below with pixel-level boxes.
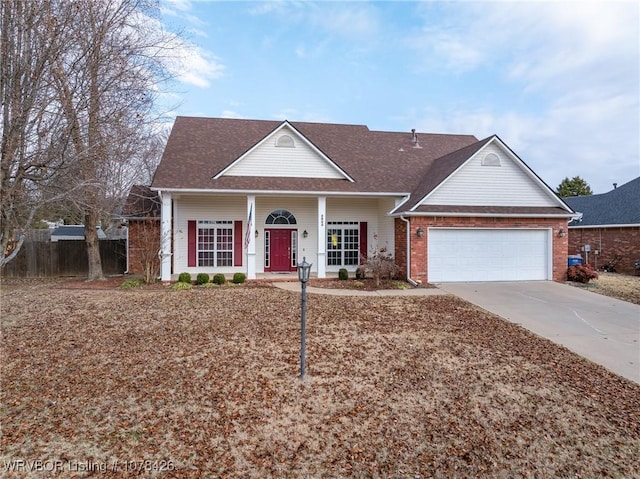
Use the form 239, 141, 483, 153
568, 255, 583, 267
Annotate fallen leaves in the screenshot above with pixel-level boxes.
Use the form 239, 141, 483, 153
0, 284, 639, 478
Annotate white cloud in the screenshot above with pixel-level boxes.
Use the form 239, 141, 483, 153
409, 2, 639, 193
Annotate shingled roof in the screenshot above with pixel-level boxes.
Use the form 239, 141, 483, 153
151, 117, 479, 198
564, 177, 640, 227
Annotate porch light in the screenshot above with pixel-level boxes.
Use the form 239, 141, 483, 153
416, 227, 424, 238
255, 229, 259, 238
297, 257, 312, 380
303, 229, 308, 238
558, 228, 566, 237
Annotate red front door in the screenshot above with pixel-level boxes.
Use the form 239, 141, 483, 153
267, 229, 295, 272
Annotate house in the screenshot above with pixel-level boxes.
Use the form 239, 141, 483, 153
563, 177, 640, 275
122, 185, 161, 275
151, 117, 575, 283
50, 225, 107, 242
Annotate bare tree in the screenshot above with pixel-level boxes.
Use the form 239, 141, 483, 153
51, 0, 174, 280
0, 0, 74, 269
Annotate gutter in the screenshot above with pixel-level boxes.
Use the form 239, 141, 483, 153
400, 215, 419, 287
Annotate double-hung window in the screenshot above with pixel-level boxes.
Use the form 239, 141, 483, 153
327, 222, 359, 266
197, 220, 233, 267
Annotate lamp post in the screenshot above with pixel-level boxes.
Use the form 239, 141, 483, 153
297, 256, 312, 380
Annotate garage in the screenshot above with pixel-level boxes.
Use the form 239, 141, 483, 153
428, 228, 550, 282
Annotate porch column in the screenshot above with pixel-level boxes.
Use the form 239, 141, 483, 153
317, 196, 326, 278
247, 195, 256, 279
160, 191, 172, 281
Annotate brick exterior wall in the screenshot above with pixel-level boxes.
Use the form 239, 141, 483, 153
567, 227, 640, 275
127, 219, 160, 275
394, 217, 569, 283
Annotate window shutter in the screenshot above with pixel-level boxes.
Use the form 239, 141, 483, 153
359, 222, 368, 263
234, 221, 242, 266
188, 220, 196, 267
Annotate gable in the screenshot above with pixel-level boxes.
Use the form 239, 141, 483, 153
418, 139, 562, 208
216, 123, 352, 181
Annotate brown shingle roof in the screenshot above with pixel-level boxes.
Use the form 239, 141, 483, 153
151, 117, 479, 196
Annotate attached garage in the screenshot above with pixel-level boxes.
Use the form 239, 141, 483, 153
428, 228, 551, 282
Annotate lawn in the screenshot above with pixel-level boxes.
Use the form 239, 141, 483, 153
1, 282, 639, 478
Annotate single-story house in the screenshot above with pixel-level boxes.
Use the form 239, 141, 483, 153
122, 184, 161, 275
151, 117, 575, 283
563, 177, 640, 275
50, 225, 107, 242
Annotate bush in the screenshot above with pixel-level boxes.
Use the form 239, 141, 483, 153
212, 273, 226, 285
232, 272, 246, 284
196, 273, 210, 285
361, 246, 400, 287
172, 281, 192, 290
338, 268, 349, 280
567, 264, 599, 284
355, 266, 366, 280
177, 272, 192, 284
119, 278, 142, 290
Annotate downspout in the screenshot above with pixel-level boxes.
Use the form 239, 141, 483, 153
400, 215, 419, 287
124, 220, 129, 274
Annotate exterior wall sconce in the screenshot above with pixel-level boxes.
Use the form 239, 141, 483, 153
255, 230, 259, 238
303, 230, 308, 238
558, 228, 566, 237
416, 227, 424, 238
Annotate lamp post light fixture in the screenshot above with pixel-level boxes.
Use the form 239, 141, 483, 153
297, 256, 312, 380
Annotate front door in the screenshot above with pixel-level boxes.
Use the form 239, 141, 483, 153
267, 229, 296, 272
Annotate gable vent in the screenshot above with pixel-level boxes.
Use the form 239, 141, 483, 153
482, 153, 501, 166
275, 134, 295, 148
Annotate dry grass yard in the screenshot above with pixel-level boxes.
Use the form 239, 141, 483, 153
1, 281, 639, 478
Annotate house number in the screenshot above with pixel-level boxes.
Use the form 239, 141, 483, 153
320, 214, 324, 227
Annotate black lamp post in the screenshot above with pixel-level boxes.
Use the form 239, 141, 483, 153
297, 256, 312, 380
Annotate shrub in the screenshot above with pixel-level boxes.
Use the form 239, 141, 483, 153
355, 266, 366, 280
177, 272, 192, 284
120, 278, 142, 290
196, 273, 210, 285
362, 246, 401, 287
172, 281, 192, 290
567, 264, 599, 284
232, 272, 246, 284
338, 268, 349, 280
212, 273, 226, 285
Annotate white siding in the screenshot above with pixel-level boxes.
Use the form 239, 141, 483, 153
421, 143, 557, 207
173, 195, 246, 274
223, 125, 346, 179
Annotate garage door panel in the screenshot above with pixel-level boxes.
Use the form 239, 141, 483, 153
428, 229, 548, 282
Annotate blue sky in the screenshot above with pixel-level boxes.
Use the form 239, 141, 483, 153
159, 0, 639, 194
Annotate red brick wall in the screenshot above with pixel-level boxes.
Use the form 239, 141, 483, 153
394, 217, 569, 283
567, 227, 640, 275
127, 220, 160, 275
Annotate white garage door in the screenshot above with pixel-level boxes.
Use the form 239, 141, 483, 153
428, 228, 549, 282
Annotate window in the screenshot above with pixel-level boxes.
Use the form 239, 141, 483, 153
291, 231, 298, 268
197, 220, 233, 267
266, 209, 297, 225
264, 230, 270, 268
327, 222, 359, 266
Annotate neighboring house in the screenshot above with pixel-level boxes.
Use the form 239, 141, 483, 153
50, 225, 107, 242
151, 117, 575, 283
563, 177, 640, 275
122, 185, 161, 275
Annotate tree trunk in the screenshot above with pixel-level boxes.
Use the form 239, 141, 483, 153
85, 211, 103, 281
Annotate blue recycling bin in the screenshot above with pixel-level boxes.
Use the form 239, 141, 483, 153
568, 255, 583, 267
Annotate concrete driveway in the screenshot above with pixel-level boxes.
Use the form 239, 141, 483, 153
435, 281, 640, 384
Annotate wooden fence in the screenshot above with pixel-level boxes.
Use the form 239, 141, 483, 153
2, 240, 126, 278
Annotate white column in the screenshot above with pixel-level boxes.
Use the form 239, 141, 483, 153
317, 196, 326, 278
160, 191, 172, 281
247, 195, 256, 279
